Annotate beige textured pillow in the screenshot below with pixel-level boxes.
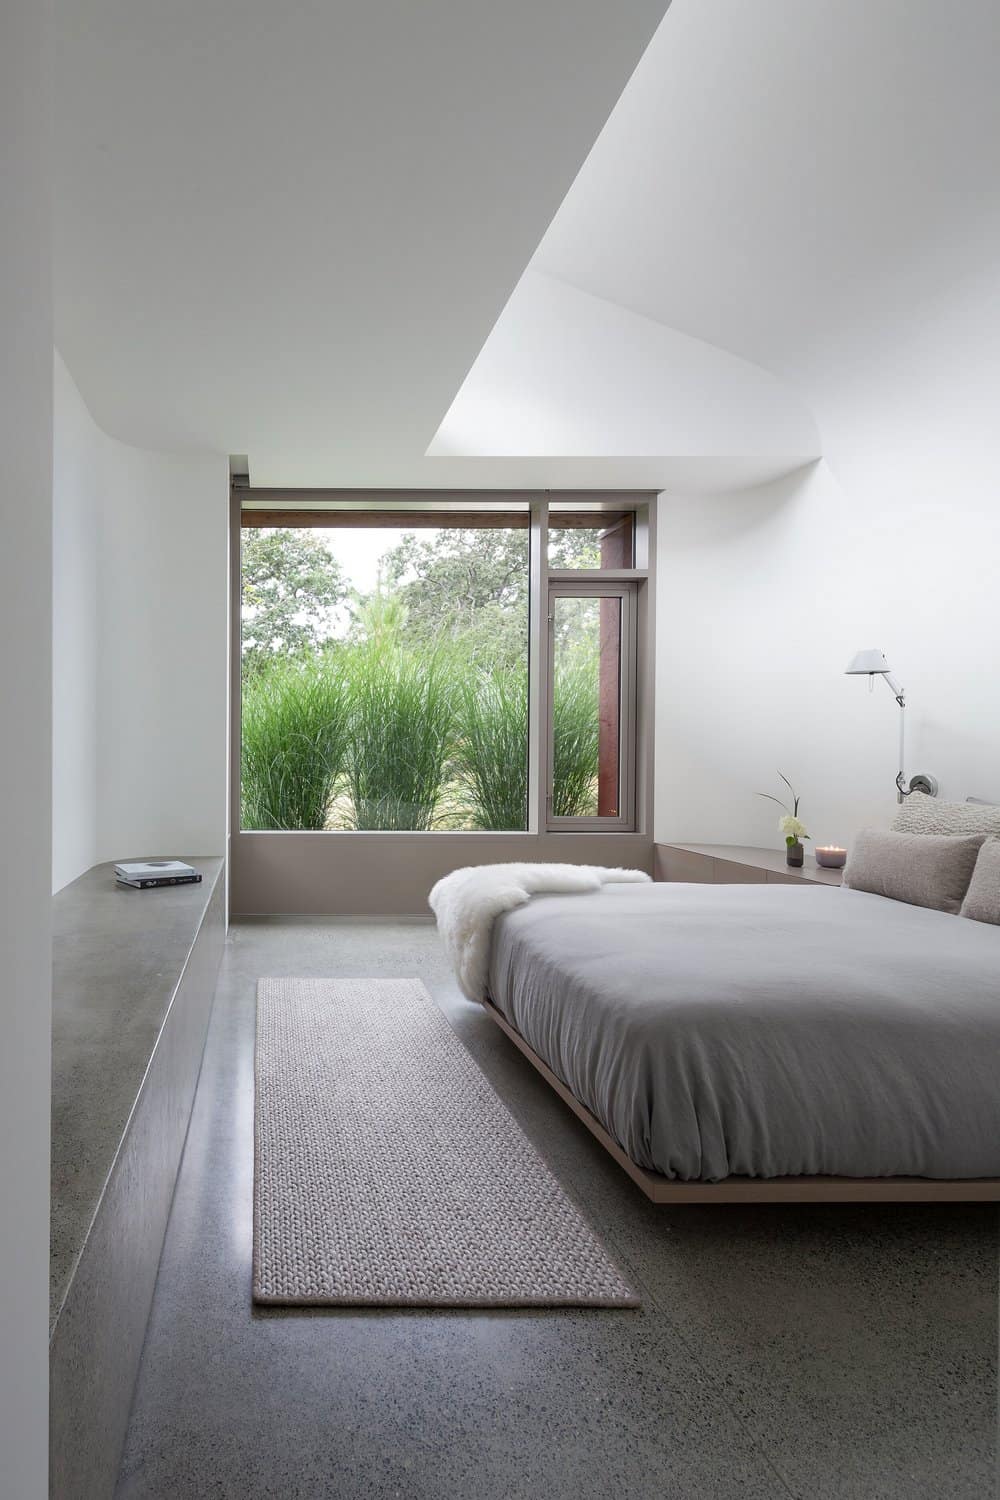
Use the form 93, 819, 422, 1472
892, 791, 1000, 838
960, 839, 1000, 925
843, 828, 985, 914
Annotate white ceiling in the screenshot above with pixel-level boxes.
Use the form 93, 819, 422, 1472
52, 0, 667, 485
532, 0, 1000, 393
54, 0, 999, 490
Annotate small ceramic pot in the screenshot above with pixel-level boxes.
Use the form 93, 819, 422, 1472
786, 840, 804, 868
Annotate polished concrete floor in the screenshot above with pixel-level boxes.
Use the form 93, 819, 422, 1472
116, 920, 997, 1499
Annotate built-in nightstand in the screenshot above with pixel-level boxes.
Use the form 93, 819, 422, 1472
654, 843, 844, 887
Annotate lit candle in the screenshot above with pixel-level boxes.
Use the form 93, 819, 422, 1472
815, 846, 847, 869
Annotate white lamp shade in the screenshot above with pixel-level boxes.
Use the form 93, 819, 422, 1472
845, 648, 892, 675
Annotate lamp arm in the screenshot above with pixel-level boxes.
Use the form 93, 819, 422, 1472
878, 674, 908, 800
895, 698, 907, 801
881, 672, 905, 708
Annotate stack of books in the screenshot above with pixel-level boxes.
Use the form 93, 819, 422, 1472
115, 860, 202, 890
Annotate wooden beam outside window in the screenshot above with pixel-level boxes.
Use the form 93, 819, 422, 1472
240, 509, 634, 531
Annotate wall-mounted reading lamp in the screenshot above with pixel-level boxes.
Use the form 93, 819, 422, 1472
844, 650, 938, 803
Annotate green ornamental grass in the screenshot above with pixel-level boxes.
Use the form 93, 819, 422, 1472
241, 653, 351, 830
345, 639, 457, 830
455, 671, 529, 830
241, 638, 601, 831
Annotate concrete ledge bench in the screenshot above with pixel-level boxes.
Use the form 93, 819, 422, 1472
49, 858, 225, 1500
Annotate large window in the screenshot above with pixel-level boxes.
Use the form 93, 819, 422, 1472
237, 498, 648, 834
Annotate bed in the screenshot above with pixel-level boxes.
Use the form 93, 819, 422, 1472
485, 881, 1000, 1202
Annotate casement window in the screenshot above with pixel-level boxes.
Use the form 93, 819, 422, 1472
547, 582, 636, 830
233, 493, 652, 837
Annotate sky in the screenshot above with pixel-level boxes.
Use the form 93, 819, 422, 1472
322, 527, 408, 593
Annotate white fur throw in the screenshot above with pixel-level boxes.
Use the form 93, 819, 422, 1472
429, 862, 651, 1002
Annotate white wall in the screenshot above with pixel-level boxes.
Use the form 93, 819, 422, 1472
1, 2, 52, 1493
52, 355, 229, 889
53, 353, 102, 889
96, 433, 229, 861
656, 263, 1000, 850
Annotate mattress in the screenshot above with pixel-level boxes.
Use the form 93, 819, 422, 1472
487, 881, 1000, 1182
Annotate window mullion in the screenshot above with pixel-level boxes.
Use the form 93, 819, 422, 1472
527, 499, 549, 835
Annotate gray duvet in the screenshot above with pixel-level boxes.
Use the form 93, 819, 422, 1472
487, 882, 1000, 1181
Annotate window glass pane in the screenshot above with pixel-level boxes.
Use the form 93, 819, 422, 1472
240, 523, 529, 831
548, 513, 634, 569
551, 595, 622, 819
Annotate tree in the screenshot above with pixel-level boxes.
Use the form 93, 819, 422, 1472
548, 527, 602, 569
378, 527, 528, 668
241, 529, 347, 672
373, 524, 600, 671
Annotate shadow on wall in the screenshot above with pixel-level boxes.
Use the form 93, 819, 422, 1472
661, 461, 821, 553
919, 718, 1000, 807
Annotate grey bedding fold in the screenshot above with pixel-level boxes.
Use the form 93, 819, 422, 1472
487, 882, 1000, 1182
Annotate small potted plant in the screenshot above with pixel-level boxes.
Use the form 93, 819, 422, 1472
757, 773, 810, 867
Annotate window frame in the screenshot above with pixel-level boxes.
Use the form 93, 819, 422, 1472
232, 490, 653, 846
544, 580, 637, 833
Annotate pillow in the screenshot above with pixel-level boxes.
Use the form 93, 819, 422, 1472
960, 838, 1000, 925
892, 791, 1000, 838
843, 828, 984, 914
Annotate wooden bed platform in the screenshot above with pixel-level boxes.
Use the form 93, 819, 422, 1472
483, 999, 1000, 1205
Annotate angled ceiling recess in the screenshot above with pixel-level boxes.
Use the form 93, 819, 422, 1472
428, 270, 820, 483
527, 0, 1000, 428
438, 0, 1000, 487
